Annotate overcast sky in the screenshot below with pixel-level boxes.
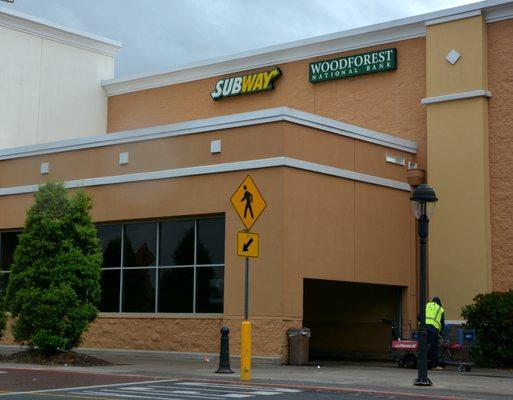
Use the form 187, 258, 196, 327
5, 0, 480, 78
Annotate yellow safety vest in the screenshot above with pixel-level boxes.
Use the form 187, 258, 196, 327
425, 302, 444, 331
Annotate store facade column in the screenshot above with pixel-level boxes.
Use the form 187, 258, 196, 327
425, 13, 492, 319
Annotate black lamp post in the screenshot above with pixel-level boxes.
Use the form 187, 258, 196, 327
411, 183, 438, 386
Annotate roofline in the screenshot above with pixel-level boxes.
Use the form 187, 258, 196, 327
102, 0, 513, 96
0, 6, 121, 57
0, 107, 417, 161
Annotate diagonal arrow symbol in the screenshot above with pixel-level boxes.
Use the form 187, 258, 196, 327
242, 238, 254, 252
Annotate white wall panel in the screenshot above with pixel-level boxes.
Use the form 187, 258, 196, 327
0, 10, 118, 150
38, 39, 114, 143
0, 26, 41, 148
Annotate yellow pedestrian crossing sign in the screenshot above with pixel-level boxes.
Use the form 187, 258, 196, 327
230, 175, 267, 230
237, 231, 259, 258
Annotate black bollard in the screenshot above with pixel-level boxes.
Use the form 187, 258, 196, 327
215, 326, 234, 374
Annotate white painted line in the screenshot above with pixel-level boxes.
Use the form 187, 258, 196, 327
248, 391, 283, 396
176, 381, 301, 392
0, 379, 179, 397
80, 390, 183, 399
148, 385, 252, 397
118, 386, 231, 399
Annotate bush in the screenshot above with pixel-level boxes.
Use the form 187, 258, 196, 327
5, 182, 102, 353
0, 300, 6, 338
461, 290, 513, 368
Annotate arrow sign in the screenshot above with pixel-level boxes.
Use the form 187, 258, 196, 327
237, 232, 259, 258
242, 238, 254, 252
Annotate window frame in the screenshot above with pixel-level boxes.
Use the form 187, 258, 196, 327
0, 229, 22, 296
96, 215, 225, 316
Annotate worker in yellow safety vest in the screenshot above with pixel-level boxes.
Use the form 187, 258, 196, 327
426, 297, 445, 370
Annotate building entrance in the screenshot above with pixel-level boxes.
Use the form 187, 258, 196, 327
303, 279, 403, 360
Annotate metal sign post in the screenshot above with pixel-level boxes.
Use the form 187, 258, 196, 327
230, 175, 266, 382
241, 255, 251, 381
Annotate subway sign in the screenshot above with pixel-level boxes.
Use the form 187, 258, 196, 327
309, 48, 397, 83
210, 67, 282, 101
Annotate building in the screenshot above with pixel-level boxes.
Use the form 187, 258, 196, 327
0, 7, 120, 149
1, 0, 513, 362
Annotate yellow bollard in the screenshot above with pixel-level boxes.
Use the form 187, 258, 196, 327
240, 321, 252, 381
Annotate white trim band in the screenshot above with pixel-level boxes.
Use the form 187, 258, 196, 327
0, 7, 121, 56
0, 157, 411, 197
425, 10, 482, 26
0, 107, 417, 160
421, 89, 492, 105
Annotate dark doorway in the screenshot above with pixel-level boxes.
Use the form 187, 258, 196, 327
303, 279, 403, 360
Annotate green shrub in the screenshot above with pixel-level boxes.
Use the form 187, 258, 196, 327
5, 182, 102, 353
0, 299, 6, 338
461, 290, 513, 368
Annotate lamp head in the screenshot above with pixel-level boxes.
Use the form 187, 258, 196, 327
410, 184, 438, 219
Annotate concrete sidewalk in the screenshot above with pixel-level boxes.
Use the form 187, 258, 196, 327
1, 350, 513, 399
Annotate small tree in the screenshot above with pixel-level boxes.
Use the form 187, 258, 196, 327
5, 182, 102, 353
461, 290, 513, 368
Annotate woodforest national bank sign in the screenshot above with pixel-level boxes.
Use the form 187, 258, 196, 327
309, 48, 397, 83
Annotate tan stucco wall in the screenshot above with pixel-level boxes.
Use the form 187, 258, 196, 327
282, 168, 416, 322
488, 20, 513, 292
0, 116, 415, 357
0, 122, 414, 192
107, 38, 426, 167
426, 15, 492, 319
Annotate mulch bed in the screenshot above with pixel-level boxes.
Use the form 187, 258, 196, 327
0, 350, 112, 366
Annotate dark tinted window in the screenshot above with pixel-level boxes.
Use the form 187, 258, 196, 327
122, 269, 156, 312
196, 266, 224, 313
124, 223, 157, 267
158, 267, 194, 313
100, 269, 120, 312
0, 273, 9, 296
160, 220, 194, 266
0, 232, 20, 271
196, 218, 224, 264
97, 225, 122, 268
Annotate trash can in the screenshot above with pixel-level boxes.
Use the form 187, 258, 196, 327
287, 327, 311, 365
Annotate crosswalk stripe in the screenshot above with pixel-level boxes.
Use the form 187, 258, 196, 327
147, 385, 253, 397
175, 381, 301, 393
80, 389, 183, 399
67, 380, 302, 399
118, 386, 229, 399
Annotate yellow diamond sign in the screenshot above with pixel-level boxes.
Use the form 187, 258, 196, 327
237, 231, 259, 258
230, 175, 267, 230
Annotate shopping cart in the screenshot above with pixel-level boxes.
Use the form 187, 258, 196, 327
390, 337, 473, 371
381, 319, 474, 372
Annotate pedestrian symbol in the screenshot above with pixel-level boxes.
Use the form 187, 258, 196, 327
230, 175, 266, 230
242, 185, 253, 219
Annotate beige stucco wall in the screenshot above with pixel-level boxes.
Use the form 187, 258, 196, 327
107, 38, 426, 167
426, 15, 492, 319
487, 20, 513, 292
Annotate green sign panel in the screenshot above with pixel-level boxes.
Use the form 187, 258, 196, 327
309, 48, 397, 83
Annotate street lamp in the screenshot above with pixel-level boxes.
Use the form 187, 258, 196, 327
411, 183, 438, 386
